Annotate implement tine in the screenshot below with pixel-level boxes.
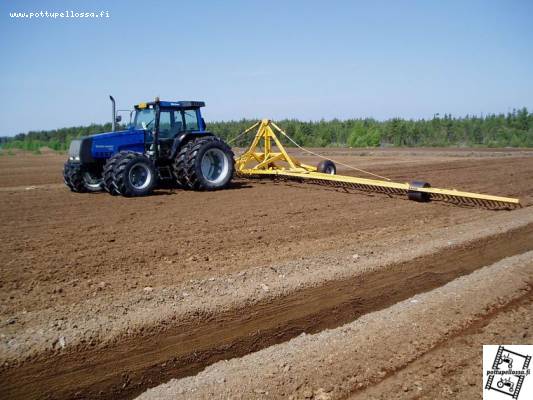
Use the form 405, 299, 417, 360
238, 164, 519, 209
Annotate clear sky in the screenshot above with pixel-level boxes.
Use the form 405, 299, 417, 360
0, 0, 532, 136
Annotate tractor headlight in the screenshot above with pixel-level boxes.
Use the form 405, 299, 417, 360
68, 140, 82, 162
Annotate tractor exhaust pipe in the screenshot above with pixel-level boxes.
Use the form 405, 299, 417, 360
109, 95, 116, 132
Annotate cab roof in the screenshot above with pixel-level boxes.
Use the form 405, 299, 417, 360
135, 101, 205, 109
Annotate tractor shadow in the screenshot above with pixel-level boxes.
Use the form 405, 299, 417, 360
152, 180, 254, 195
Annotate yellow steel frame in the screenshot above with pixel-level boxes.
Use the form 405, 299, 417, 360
235, 119, 520, 208
235, 119, 318, 173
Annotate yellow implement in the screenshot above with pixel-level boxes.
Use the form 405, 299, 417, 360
235, 119, 520, 209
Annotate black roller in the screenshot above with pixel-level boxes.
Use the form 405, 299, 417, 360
408, 180, 431, 202
317, 160, 336, 174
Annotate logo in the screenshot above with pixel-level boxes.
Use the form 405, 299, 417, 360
484, 345, 532, 399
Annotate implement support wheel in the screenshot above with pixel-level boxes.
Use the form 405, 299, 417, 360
317, 160, 336, 175
408, 181, 431, 202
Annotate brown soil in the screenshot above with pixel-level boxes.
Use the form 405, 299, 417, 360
1, 150, 531, 316
1, 148, 532, 399
138, 251, 533, 400
349, 298, 533, 400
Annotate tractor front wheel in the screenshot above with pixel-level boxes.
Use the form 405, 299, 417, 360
63, 163, 103, 193
112, 152, 156, 197
63, 163, 85, 192
82, 170, 104, 192
174, 136, 234, 191
103, 151, 134, 195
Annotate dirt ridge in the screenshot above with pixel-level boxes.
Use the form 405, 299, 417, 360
138, 251, 533, 400
2, 215, 533, 399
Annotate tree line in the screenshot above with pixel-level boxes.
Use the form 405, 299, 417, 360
1, 108, 532, 152
0, 123, 114, 153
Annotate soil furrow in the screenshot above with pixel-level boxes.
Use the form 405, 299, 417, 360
346, 288, 533, 399
138, 251, 533, 400
2, 223, 533, 400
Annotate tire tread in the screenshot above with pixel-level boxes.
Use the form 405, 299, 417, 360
178, 136, 234, 191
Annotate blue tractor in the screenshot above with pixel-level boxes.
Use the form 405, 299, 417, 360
63, 97, 234, 196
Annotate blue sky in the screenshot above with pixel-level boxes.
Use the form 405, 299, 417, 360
0, 0, 532, 136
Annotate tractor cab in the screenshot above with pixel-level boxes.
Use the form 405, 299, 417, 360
132, 101, 208, 159
132, 101, 207, 139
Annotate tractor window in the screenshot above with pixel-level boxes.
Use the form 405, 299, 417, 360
160, 110, 183, 138
134, 109, 156, 130
171, 110, 183, 135
159, 111, 172, 139
183, 109, 199, 131
134, 108, 199, 138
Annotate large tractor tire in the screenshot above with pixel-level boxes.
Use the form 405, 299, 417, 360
174, 136, 234, 191
103, 151, 134, 195
63, 163, 85, 192
173, 141, 193, 188
63, 163, 103, 193
111, 152, 156, 197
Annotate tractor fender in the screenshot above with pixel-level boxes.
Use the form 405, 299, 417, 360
170, 132, 213, 159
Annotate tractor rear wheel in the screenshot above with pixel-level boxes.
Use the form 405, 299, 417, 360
112, 152, 156, 197
177, 136, 234, 191
173, 141, 194, 188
